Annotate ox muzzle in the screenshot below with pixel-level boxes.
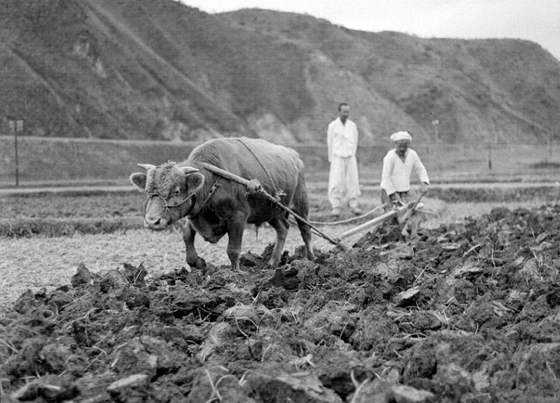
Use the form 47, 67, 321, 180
143, 192, 195, 230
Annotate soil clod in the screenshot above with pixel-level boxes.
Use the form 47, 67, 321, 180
3, 205, 560, 401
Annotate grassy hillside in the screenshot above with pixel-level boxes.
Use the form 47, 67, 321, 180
0, 1, 558, 144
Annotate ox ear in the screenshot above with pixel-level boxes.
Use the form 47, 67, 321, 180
130, 172, 147, 190
184, 172, 205, 195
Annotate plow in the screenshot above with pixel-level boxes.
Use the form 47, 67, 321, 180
201, 162, 430, 251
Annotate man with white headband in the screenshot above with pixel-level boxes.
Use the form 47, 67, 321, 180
380, 131, 429, 206
327, 102, 362, 218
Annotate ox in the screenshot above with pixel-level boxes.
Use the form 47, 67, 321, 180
129, 137, 315, 271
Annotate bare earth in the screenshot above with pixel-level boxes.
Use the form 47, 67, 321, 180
2, 194, 559, 402
0, 198, 541, 311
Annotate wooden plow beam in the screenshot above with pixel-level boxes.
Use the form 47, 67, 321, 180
200, 162, 424, 249
337, 195, 424, 241
200, 162, 346, 250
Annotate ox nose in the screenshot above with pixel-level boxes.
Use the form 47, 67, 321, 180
145, 216, 168, 230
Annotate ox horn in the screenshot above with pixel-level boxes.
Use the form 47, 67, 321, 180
137, 163, 156, 170
179, 166, 200, 175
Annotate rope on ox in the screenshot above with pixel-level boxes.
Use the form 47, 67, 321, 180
200, 162, 346, 250
237, 138, 286, 201
238, 139, 395, 227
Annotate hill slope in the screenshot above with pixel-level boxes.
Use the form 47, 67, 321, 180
0, 0, 558, 144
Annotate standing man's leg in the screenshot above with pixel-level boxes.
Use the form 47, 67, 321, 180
346, 156, 362, 213
328, 156, 345, 216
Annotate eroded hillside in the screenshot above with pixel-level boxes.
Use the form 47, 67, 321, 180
0, 0, 558, 144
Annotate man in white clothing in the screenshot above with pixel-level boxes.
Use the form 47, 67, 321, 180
380, 131, 429, 239
327, 103, 362, 218
380, 131, 429, 205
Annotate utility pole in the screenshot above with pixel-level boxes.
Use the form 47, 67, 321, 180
488, 141, 492, 170
432, 120, 441, 181
8, 117, 23, 186
2, 47, 29, 187
488, 131, 498, 170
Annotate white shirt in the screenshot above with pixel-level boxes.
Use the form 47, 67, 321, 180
327, 118, 358, 161
380, 149, 429, 195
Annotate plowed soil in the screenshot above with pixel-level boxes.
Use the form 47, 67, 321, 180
2, 204, 560, 402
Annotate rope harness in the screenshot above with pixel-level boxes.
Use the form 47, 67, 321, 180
147, 139, 386, 248
237, 138, 286, 202
187, 177, 222, 218
147, 192, 194, 210
146, 177, 222, 218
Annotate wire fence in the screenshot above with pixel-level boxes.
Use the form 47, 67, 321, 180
1, 135, 559, 187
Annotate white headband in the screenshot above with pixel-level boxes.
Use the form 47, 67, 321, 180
390, 131, 412, 142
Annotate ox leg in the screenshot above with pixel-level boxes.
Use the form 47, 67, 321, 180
182, 222, 206, 271
226, 213, 247, 271
267, 215, 289, 268
295, 218, 315, 261
292, 177, 315, 262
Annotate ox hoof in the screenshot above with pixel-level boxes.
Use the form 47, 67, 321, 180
187, 257, 207, 272
230, 262, 250, 274
267, 258, 280, 269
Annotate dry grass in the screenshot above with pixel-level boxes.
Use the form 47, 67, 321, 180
0, 198, 547, 312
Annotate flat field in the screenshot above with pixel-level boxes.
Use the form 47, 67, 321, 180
0, 184, 556, 307
1, 184, 560, 402
3, 136, 560, 187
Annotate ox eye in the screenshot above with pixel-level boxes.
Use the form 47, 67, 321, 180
172, 189, 180, 196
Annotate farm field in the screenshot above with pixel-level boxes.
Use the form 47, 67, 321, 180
1, 184, 560, 402
3, 136, 560, 187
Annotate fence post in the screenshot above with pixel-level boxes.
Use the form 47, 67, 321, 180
14, 128, 19, 186
437, 143, 442, 182
488, 141, 492, 170
431, 120, 441, 182
8, 119, 21, 186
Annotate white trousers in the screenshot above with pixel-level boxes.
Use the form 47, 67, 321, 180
328, 155, 361, 209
